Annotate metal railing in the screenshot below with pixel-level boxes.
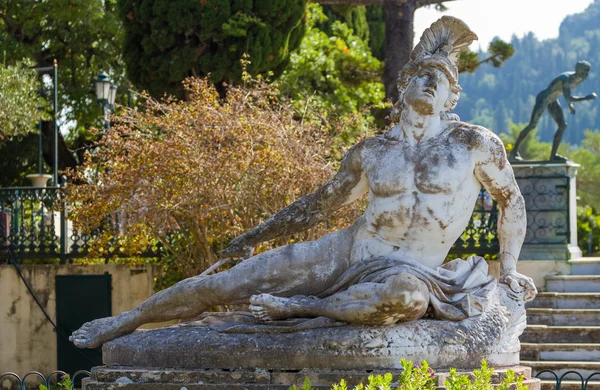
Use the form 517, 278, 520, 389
0, 186, 500, 263
2, 369, 599, 389
535, 370, 600, 389
0, 370, 90, 390
0, 186, 164, 263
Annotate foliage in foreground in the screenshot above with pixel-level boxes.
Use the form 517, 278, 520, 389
39, 374, 72, 390
66, 75, 365, 278
289, 359, 526, 390
0, 61, 49, 140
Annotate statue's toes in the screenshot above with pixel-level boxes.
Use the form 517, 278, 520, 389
249, 304, 272, 321
71, 336, 90, 348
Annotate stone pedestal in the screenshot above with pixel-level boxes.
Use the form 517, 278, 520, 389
83, 365, 540, 389
83, 318, 541, 389
82, 272, 537, 389
512, 161, 582, 261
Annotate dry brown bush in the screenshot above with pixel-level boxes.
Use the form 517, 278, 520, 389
66, 76, 367, 278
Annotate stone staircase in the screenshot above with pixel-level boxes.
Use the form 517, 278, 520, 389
521, 258, 600, 389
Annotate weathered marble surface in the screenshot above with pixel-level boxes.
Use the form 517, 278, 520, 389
102, 283, 525, 371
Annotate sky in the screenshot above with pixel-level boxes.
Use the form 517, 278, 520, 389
414, 0, 596, 50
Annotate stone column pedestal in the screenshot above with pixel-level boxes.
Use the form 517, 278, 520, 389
511, 161, 582, 261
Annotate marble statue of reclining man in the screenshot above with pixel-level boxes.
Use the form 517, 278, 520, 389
71, 16, 537, 349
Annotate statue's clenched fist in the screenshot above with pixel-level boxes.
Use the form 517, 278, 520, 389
500, 269, 537, 302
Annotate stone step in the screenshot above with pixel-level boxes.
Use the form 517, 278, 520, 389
570, 258, 600, 275
527, 292, 600, 309
527, 308, 600, 326
521, 343, 600, 361
84, 366, 539, 390
545, 275, 600, 293
522, 360, 600, 382
83, 380, 542, 390
541, 380, 600, 390
521, 325, 600, 343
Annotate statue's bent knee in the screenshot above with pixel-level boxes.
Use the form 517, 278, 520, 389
364, 274, 429, 326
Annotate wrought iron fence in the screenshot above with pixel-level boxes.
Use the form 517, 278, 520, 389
450, 188, 499, 256
0, 186, 500, 262
2, 369, 599, 389
0, 187, 164, 263
514, 166, 571, 246
535, 370, 600, 390
0, 370, 90, 390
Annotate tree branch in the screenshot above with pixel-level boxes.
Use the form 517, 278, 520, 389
313, 0, 456, 8
0, 11, 18, 33
313, 0, 386, 4
416, 0, 455, 9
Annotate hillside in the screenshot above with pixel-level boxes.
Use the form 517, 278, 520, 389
454, 0, 600, 145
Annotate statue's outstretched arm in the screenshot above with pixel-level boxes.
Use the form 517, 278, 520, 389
474, 133, 537, 302
563, 82, 597, 107
221, 141, 369, 259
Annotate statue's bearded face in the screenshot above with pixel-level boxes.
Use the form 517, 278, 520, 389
404, 67, 451, 116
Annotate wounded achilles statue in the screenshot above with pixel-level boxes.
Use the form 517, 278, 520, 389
71, 16, 537, 350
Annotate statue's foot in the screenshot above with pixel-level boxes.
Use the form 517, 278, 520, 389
249, 294, 295, 321
69, 316, 134, 349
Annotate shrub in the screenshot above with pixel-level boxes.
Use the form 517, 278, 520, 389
288, 359, 526, 390
66, 75, 365, 278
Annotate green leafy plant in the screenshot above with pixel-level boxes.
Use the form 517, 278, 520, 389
0, 60, 49, 140
398, 358, 437, 390
288, 359, 526, 390
39, 374, 73, 390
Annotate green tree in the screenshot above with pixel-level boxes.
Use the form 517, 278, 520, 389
0, 61, 48, 140
0, 0, 126, 184
118, 0, 307, 99
318, 4, 370, 42
315, 1, 514, 104
278, 4, 384, 145
569, 130, 600, 211
455, 1, 600, 146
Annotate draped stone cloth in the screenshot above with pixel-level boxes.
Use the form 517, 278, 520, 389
317, 256, 497, 321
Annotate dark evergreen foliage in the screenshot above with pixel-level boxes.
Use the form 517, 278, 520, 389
318, 5, 370, 42
118, 0, 307, 98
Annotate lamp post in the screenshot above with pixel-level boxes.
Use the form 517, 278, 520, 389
95, 71, 117, 129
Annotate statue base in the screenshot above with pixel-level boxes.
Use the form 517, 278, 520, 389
511, 160, 582, 261
83, 365, 541, 389
84, 279, 534, 388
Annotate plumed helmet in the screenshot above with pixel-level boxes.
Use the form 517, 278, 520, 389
392, 16, 478, 121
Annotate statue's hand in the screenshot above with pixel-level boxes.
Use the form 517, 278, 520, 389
569, 103, 576, 114
589, 92, 597, 100
500, 270, 537, 302
220, 235, 255, 259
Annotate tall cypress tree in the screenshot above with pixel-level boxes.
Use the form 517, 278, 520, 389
119, 0, 307, 98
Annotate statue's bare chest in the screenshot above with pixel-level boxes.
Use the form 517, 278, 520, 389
362, 137, 474, 196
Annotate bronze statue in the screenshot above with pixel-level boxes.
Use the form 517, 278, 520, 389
510, 61, 596, 161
